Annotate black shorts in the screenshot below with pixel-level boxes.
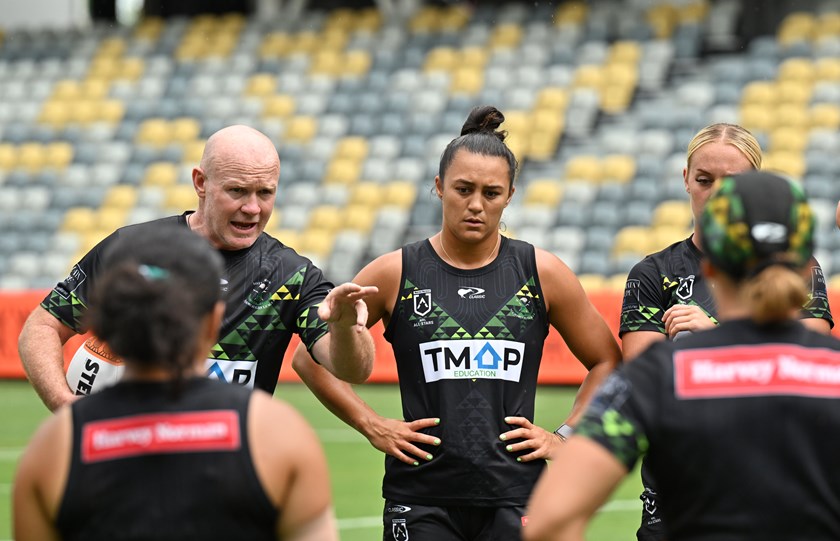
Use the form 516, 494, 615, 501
382, 500, 525, 541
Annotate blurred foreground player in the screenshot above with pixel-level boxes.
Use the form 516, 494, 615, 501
525, 171, 840, 541
13, 225, 337, 541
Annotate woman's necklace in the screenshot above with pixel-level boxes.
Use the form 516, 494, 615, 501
438, 233, 502, 268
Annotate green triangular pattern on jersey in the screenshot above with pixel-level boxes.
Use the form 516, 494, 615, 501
209, 265, 309, 361
42, 290, 88, 333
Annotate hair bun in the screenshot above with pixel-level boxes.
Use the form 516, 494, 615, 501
461, 105, 507, 142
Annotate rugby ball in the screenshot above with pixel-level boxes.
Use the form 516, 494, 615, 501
66, 337, 124, 396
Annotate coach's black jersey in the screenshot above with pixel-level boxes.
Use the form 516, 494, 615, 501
382, 237, 549, 506
42, 213, 331, 393
56, 378, 277, 541
620, 237, 833, 337
577, 320, 840, 540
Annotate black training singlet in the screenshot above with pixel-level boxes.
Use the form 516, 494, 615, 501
42, 213, 332, 393
577, 319, 840, 541
619, 237, 833, 337
56, 378, 277, 541
382, 237, 549, 506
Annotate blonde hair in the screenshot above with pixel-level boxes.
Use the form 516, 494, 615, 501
739, 266, 808, 324
686, 123, 762, 170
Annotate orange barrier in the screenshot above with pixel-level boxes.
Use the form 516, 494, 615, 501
3, 290, 840, 384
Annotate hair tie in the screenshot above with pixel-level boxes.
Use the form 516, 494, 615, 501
138, 264, 170, 281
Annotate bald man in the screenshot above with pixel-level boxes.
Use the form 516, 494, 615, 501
19, 125, 376, 411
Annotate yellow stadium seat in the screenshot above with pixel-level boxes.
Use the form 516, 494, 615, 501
778, 58, 815, 83
741, 81, 777, 106
325, 158, 362, 185
647, 5, 678, 39
0, 143, 16, 170
609, 41, 642, 64
308, 205, 343, 232
527, 131, 561, 161
383, 180, 418, 209
535, 87, 569, 111
81, 78, 110, 100
18, 143, 46, 171
263, 95, 296, 118
245, 73, 277, 97
499, 111, 532, 135
425, 46, 459, 72
286, 31, 320, 55
321, 29, 349, 51
298, 228, 335, 258
523, 179, 563, 207
357, 8, 383, 32
46, 142, 74, 169
601, 85, 636, 114
170, 117, 201, 144
602, 155, 636, 183
39, 101, 70, 127
350, 182, 383, 207
344, 50, 372, 76
97, 37, 126, 58
69, 100, 98, 124
81, 229, 112, 252
652, 200, 692, 229
136, 118, 171, 146
776, 80, 812, 105
613, 225, 653, 258
573, 65, 603, 88
769, 127, 809, 153
52, 80, 81, 101
604, 63, 639, 86
96, 208, 127, 231
143, 162, 179, 186
62, 207, 98, 234
98, 99, 125, 124
259, 32, 290, 57
489, 23, 522, 49
577, 273, 607, 293
650, 225, 690, 252
284, 116, 317, 143
810, 103, 840, 130
119, 58, 145, 81
102, 185, 138, 210
183, 140, 206, 165
450, 68, 483, 95
739, 104, 776, 132
532, 111, 565, 135
775, 104, 810, 129
564, 155, 601, 183
310, 50, 343, 75
554, 1, 588, 26
335, 137, 369, 161
163, 184, 198, 210
816, 12, 840, 36
271, 228, 300, 248
763, 152, 806, 180
88, 57, 120, 80
461, 47, 488, 69
439, 6, 469, 31
777, 12, 816, 45
678, 1, 708, 23
343, 204, 376, 233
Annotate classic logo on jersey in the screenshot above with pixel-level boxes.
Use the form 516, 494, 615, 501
621, 279, 641, 313
220, 278, 229, 292
457, 286, 485, 299
245, 278, 273, 309
420, 339, 524, 382
391, 518, 408, 540
82, 410, 240, 463
675, 275, 695, 301
386, 505, 411, 513
413, 288, 432, 317
56, 264, 87, 299
205, 359, 256, 387
674, 344, 840, 399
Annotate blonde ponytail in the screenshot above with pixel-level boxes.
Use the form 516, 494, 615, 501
739, 266, 809, 324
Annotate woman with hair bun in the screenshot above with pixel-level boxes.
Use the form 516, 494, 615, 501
292, 106, 622, 540
14, 225, 337, 541
526, 171, 840, 541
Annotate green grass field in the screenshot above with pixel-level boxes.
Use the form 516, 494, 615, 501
0, 380, 642, 540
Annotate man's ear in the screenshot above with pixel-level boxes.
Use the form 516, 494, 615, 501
192, 167, 207, 197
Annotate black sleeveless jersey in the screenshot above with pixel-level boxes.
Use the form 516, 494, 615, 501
577, 319, 840, 540
56, 378, 277, 541
620, 237, 833, 337
382, 237, 550, 506
42, 213, 332, 393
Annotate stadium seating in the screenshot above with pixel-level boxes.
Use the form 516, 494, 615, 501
1, 1, 840, 288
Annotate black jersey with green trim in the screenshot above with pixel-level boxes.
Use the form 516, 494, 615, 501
576, 319, 840, 540
619, 237, 833, 337
381, 236, 549, 506
41, 213, 331, 394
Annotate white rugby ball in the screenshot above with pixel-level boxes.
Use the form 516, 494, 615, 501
66, 337, 125, 396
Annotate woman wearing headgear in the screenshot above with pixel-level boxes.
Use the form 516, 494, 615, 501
13, 225, 337, 541
291, 105, 622, 540
525, 171, 840, 541
618, 122, 833, 540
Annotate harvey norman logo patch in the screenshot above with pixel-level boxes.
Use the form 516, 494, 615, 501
674, 344, 840, 399
420, 339, 524, 382
82, 410, 240, 463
